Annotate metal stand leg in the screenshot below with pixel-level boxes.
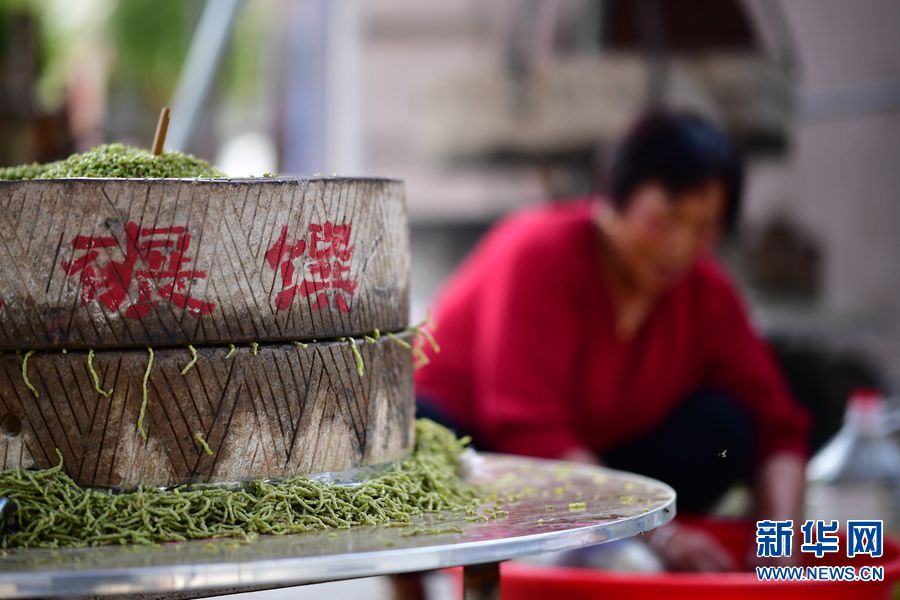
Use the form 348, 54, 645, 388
463, 562, 500, 600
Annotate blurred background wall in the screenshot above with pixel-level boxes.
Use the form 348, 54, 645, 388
1, 0, 899, 436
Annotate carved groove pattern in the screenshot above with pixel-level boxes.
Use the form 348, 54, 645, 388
0, 336, 414, 489
0, 178, 409, 350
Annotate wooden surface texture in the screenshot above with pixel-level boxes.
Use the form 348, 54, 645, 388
0, 335, 415, 488
0, 177, 409, 350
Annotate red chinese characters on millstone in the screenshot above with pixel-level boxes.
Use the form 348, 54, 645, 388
265, 221, 358, 313
61, 221, 216, 319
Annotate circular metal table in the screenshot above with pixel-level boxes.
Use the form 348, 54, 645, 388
0, 453, 676, 599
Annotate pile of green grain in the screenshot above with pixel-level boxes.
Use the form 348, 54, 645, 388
0, 420, 480, 550
0, 143, 225, 180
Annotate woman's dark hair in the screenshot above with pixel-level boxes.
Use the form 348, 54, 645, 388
607, 111, 744, 231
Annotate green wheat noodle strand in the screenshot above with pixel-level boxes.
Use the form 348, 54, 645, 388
136, 347, 154, 439
347, 337, 365, 376
224, 344, 236, 359
387, 332, 411, 349
21, 350, 38, 398
292, 341, 308, 349
194, 432, 214, 456
0, 144, 225, 180
180, 345, 199, 375
413, 346, 431, 370
87, 350, 112, 397
0, 421, 479, 549
412, 327, 441, 354
249, 342, 259, 356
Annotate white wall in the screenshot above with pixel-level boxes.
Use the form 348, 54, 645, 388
765, 0, 900, 384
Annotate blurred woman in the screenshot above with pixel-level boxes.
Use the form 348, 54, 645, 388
415, 111, 810, 572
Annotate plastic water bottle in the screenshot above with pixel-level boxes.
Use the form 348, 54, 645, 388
806, 389, 900, 533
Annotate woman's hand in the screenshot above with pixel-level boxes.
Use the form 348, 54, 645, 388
649, 522, 738, 572
750, 452, 806, 568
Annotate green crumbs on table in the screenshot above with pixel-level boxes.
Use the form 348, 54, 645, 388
0, 144, 225, 180
0, 420, 481, 549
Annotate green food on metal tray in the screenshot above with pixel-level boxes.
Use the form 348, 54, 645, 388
0, 143, 225, 180
0, 419, 480, 549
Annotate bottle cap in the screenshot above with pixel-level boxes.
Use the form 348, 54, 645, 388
846, 387, 884, 434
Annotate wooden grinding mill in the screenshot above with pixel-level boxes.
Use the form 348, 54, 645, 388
0, 177, 413, 489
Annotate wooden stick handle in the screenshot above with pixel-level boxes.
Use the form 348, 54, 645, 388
152, 107, 171, 155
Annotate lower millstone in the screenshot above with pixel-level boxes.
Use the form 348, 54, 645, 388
0, 335, 414, 489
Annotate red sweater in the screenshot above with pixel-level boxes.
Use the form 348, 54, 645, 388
415, 200, 810, 463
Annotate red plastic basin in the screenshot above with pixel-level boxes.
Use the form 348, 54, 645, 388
497, 518, 900, 600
